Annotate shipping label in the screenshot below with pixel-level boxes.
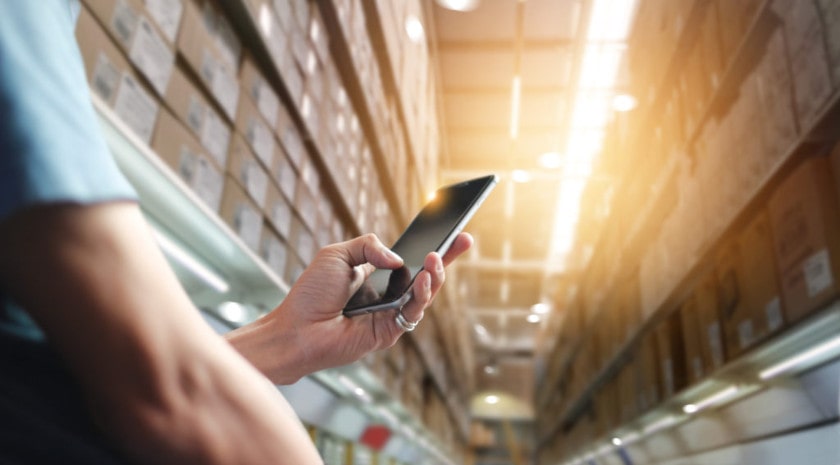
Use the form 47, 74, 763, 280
235, 204, 262, 252
143, 0, 183, 43
201, 110, 231, 168
114, 73, 159, 143
765, 297, 784, 332
252, 80, 280, 128
128, 17, 174, 95
271, 199, 292, 238
278, 162, 297, 203
247, 117, 275, 168
738, 320, 754, 349
111, 0, 139, 47
92, 54, 121, 103
708, 322, 724, 368
200, 50, 239, 119
243, 161, 269, 207
804, 248, 834, 297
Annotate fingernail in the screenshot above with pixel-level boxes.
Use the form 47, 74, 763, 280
385, 248, 403, 263
425, 275, 431, 291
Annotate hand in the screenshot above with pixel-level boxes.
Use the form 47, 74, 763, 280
226, 233, 472, 384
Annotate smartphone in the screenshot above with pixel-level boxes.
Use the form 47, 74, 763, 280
343, 174, 499, 316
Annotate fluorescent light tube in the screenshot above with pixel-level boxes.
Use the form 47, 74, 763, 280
759, 335, 840, 380
682, 386, 739, 414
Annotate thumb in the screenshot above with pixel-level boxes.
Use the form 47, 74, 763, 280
341, 233, 403, 269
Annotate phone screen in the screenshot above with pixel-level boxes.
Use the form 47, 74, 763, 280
343, 175, 497, 314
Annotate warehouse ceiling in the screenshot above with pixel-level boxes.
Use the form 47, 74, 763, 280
428, 0, 639, 415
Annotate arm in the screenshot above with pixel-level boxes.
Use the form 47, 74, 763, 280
0, 202, 322, 464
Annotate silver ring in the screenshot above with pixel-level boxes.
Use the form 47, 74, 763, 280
395, 310, 418, 332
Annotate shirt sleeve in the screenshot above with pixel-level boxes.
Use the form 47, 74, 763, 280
0, 0, 137, 222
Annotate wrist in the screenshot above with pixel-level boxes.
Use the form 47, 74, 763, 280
224, 307, 306, 385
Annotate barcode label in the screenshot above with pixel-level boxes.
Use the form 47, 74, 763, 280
738, 320, 754, 349
804, 249, 834, 297
765, 297, 784, 332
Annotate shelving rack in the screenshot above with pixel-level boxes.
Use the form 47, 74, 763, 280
536, 0, 840, 462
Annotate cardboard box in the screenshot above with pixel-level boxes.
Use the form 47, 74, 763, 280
177, 0, 240, 120
76, 5, 159, 143
716, 211, 786, 358
151, 109, 224, 212
234, 88, 276, 169
219, 175, 263, 252
83, 0, 174, 95
163, 65, 231, 167
768, 156, 840, 322
227, 135, 270, 209
738, 211, 787, 338
240, 55, 280, 128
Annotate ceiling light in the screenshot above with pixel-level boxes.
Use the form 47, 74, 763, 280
539, 151, 563, 169
613, 93, 638, 112
682, 386, 740, 414
759, 334, 840, 380
435, 0, 480, 12
682, 403, 699, 414
588, 0, 640, 42
153, 227, 229, 293
484, 395, 499, 404
218, 301, 248, 323
512, 169, 531, 183
531, 302, 551, 314
405, 15, 425, 43
527, 314, 541, 324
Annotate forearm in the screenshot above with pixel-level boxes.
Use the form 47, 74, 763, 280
0, 203, 321, 464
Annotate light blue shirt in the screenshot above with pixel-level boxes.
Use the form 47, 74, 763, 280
0, 0, 138, 340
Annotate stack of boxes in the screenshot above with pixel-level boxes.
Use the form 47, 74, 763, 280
540, 0, 840, 460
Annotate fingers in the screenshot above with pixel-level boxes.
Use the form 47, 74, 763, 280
399, 252, 443, 324
336, 233, 403, 269
441, 233, 473, 266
